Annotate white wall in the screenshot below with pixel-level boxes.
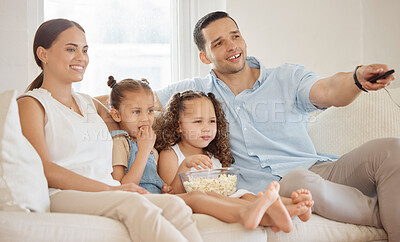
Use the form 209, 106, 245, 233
0, 0, 43, 95
1, 0, 399, 96
226, 0, 399, 88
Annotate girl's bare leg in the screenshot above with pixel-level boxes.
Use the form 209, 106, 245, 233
177, 181, 284, 230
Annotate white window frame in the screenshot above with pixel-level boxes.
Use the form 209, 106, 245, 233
27, 0, 45, 89
171, 0, 226, 82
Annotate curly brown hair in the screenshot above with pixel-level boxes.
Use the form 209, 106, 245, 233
154, 90, 234, 167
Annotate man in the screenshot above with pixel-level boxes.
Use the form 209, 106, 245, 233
155, 11, 399, 241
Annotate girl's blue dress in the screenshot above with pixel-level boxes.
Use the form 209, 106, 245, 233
110, 130, 164, 194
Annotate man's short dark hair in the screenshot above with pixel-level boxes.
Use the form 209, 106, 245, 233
193, 11, 239, 51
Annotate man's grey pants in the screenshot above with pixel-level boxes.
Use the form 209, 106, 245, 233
279, 137, 400, 242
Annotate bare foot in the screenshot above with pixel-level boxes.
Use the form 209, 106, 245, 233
265, 196, 293, 233
285, 202, 309, 218
255, 182, 293, 233
291, 189, 312, 204
290, 189, 314, 222
268, 202, 310, 233
239, 181, 280, 230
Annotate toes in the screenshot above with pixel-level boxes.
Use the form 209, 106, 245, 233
269, 181, 280, 190
266, 181, 279, 195
303, 200, 314, 208
297, 189, 309, 195
291, 191, 299, 200
297, 202, 305, 208
299, 189, 312, 198
291, 189, 312, 203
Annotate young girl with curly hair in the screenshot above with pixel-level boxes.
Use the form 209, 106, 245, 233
155, 90, 315, 228
155, 91, 242, 194
107, 77, 305, 232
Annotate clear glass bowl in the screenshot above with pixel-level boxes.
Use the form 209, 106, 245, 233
179, 167, 239, 196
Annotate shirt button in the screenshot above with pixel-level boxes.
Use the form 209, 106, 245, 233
243, 127, 247, 132
249, 152, 254, 155
236, 106, 240, 111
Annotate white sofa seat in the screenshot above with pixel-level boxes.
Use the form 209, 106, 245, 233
0, 211, 131, 242
0, 211, 388, 242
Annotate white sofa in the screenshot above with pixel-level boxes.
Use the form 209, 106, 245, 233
1, 88, 399, 242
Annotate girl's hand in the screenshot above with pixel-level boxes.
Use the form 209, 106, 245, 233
136, 125, 156, 154
183, 154, 213, 170
109, 183, 150, 194
161, 183, 174, 194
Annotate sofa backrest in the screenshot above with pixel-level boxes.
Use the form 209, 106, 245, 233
308, 87, 400, 156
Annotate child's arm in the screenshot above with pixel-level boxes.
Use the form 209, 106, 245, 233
122, 126, 155, 185
111, 135, 130, 181
112, 126, 155, 185
158, 149, 180, 184
160, 153, 213, 194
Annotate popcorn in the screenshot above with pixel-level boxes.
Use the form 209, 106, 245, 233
183, 174, 237, 196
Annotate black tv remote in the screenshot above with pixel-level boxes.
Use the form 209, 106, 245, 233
368, 69, 395, 83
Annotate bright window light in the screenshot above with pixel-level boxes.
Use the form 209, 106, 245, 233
44, 0, 171, 96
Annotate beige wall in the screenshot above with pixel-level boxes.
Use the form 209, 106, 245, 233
226, 0, 399, 87
1, 0, 399, 96
0, 0, 42, 95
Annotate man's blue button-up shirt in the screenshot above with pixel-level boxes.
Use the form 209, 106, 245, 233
157, 56, 337, 193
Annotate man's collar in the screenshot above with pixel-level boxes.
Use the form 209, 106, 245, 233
209, 56, 264, 87
209, 56, 266, 88
247, 56, 263, 86
209, 55, 262, 76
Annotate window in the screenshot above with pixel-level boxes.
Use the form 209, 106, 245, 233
44, 0, 171, 96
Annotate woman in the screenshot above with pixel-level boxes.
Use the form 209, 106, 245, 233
17, 18, 202, 242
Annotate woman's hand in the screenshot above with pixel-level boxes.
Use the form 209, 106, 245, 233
109, 183, 150, 194
183, 154, 213, 170
136, 125, 156, 155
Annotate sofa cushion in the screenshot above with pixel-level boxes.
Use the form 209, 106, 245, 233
0, 211, 387, 242
0, 211, 130, 242
265, 215, 387, 242
193, 213, 267, 241
193, 213, 387, 242
0, 90, 49, 212
308, 87, 400, 155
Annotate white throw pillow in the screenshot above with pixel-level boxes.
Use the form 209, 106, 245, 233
0, 90, 49, 212
308, 87, 400, 156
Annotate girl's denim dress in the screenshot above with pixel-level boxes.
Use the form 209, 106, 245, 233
110, 130, 164, 194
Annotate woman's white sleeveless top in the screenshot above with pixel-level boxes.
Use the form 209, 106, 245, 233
22, 88, 119, 195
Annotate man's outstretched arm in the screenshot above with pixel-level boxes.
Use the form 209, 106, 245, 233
310, 64, 395, 109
